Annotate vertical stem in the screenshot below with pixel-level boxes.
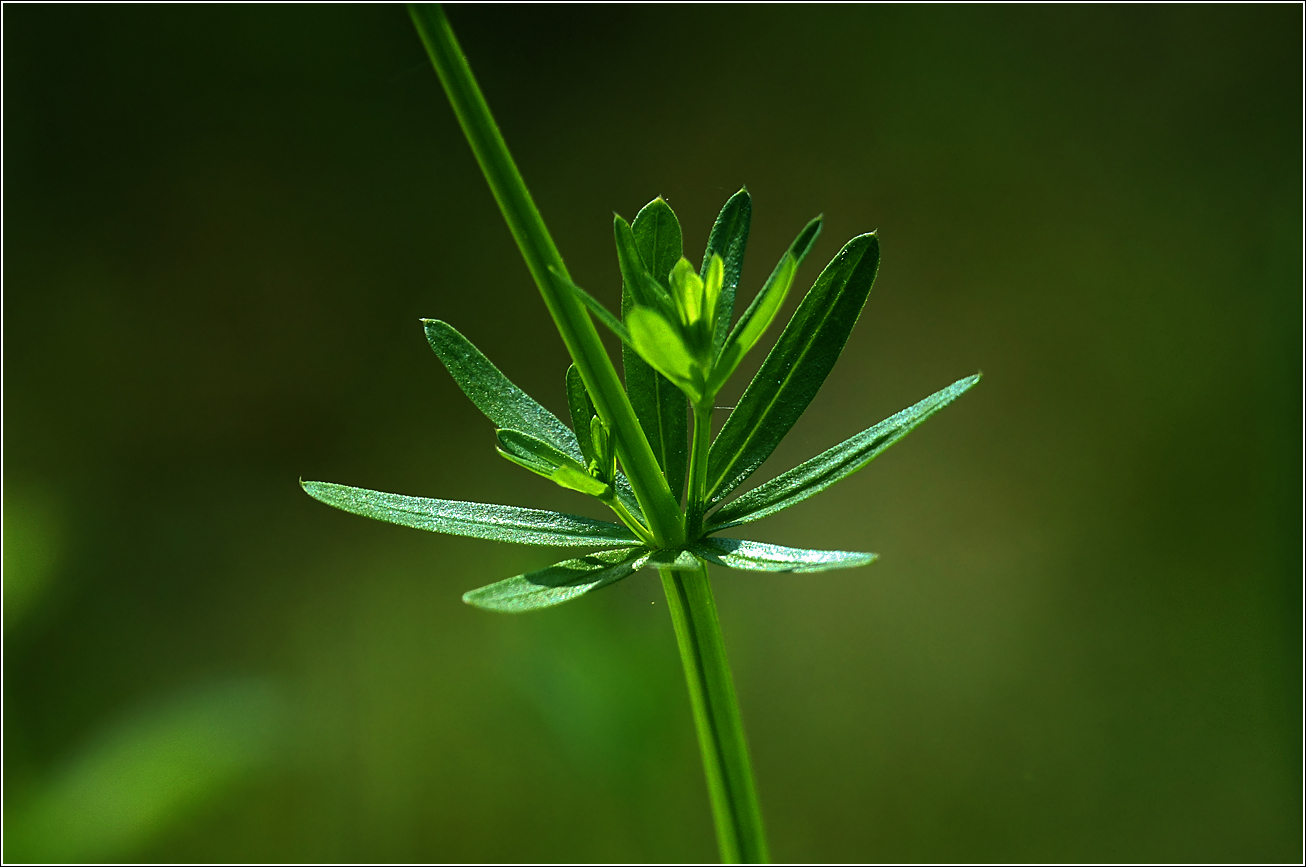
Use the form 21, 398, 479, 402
410, 3, 683, 546
661, 563, 769, 864
685, 402, 713, 537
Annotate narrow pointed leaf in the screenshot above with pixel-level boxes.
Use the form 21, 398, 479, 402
615, 215, 674, 313
424, 319, 582, 462
550, 267, 633, 345
692, 537, 877, 573
721, 214, 823, 363
495, 429, 611, 498
709, 254, 798, 395
702, 188, 752, 355
565, 365, 597, 465
705, 233, 881, 505
708, 374, 981, 531
463, 547, 650, 612
302, 480, 640, 547
627, 306, 704, 404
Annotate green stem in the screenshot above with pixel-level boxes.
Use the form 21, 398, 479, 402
410, 3, 683, 546
607, 494, 655, 547
685, 402, 713, 537
660, 564, 769, 863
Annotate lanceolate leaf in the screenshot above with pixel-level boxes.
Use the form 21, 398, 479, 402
565, 365, 597, 465
551, 268, 633, 345
302, 480, 640, 547
463, 547, 650, 612
626, 202, 689, 500
424, 319, 583, 463
495, 429, 611, 498
705, 233, 881, 506
702, 188, 752, 356
722, 215, 823, 362
708, 374, 982, 531
691, 537, 877, 572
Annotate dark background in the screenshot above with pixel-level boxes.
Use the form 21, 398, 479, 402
4, 4, 1301, 862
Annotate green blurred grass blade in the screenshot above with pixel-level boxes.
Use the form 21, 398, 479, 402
463, 547, 649, 612
705, 233, 881, 506
702, 188, 752, 356
565, 365, 597, 464
692, 537, 877, 572
4, 679, 285, 863
496, 428, 611, 497
424, 318, 583, 462
708, 374, 981, 531
624, 201, 689, 502
302, 480, 639, 547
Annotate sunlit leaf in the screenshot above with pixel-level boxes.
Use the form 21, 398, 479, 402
496, 429, 612, 498
705, 233, 881, 505
708, 374, 980, 530
627, 306, 704, 404
691, 537, 877, 572
302, 480, 639, 547
722, 214, 822, 360
463, 547, 650, 612
423, 319, 582, 462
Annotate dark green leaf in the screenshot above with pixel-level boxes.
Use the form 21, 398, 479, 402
423, 319, 582, 463
705, 233, 881, 506
302, 480, 639, 547
702, 188, 752, 355
691, 537, 877, 572
495, 429, 611, 498
463, 547, 649, 612
708, 374, 981, 531
622, 206, 689, 500
565, 365, 597, 465
632, 197, 683, 287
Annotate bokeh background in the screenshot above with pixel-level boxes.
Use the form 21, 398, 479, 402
4, 4, 1301, 863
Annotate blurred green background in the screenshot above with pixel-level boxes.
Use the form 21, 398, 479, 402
4, 4, 1300, 863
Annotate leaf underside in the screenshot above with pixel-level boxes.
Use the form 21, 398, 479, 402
692, 537, 876, 572
463, 546, 649, 612
302, 480, 640, 547
708, 373, 981, 531
705, 233, 881, 506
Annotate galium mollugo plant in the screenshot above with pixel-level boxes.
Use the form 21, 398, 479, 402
302, 6, 978, 863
